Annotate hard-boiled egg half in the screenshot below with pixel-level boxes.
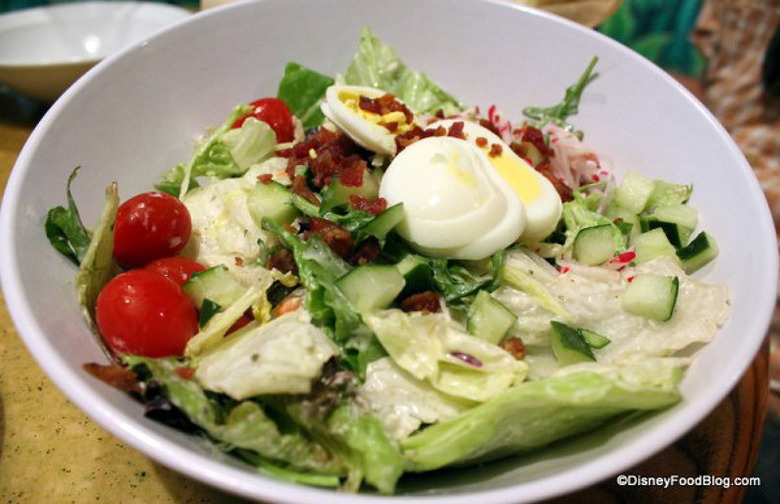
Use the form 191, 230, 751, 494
379, 136, 526, 260
429, 119, 563, 243
320, 85, 418, 156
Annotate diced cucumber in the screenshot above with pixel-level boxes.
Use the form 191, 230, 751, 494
676, 232, 719, 274
573, 224, 617, 266
320, 169, 379, 212
644, 180, 692, 210
395, 253, 434, 296
550, 321, 596, 366
247, 180, 300, 227
632, 228, 677, 263
467, 290, 518, 345
641, 219, 691, 248
183, 265, 245, 309
580, 328, 611, 349
359, 203, 404, 241
199, 298, 221, 326
651, 203, 698, 230
612, 171, 655, 214
622, 274, 679, 321
336, 265, 405, 313
605, 205, 641, 244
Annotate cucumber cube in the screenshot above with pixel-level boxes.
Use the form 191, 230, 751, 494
336, 265, 405, 313
550, 321, 596, 366
622, 274, 679, 321
467, 290, 518, 345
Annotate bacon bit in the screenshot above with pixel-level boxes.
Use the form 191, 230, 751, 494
309, 217, 354, 258
559, 266, 571, 274
400, 291, 441, 313
478, 118, 501, 137
385, 121, 399, 133
358, 93, 415, 128
291, 175, 320, 205
267, 247, 297, 275
339, 156, 366, 187
359, 95, 382, 114
535, 161, 573, 202
449, 351, 483, 367
234, 256, 244, 266
627, 275, 635, 283
273, 295, 303, 317
348, 237, 381, 266
281, 127, 364, 188
447, 121, 465, 139
83, 363, 140, 393
476, 136, 488, 148
489, 143, 503, 157
349, 195, 387, 215
521, 125, 555, 158
175, 366, 195, 380
432, 125, 447, 136
257, 173, 273, 184
434, 109, 445, 119
500, 337, 526, 360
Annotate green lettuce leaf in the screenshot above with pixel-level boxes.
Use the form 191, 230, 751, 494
342, 27, 463, 115
401, 370, 680, 471
45, 166, 92, 265
277, 62, 335, 130
124, 356, 345, 476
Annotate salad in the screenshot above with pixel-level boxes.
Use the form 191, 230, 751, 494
45, 28, 730, 494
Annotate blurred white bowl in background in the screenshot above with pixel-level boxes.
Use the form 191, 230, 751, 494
0, 1, 189, 102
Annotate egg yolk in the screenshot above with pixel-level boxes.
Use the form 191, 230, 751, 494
338, 90, 417, 135
476, 144, 542, 204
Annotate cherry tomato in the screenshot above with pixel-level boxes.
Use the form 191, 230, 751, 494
144, 257, 206, 287
113, 192, 192, 269
96, 270, 198, 357
232, 98, 295, 143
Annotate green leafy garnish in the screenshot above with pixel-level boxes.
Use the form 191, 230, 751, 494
523, 56, 599, 131
45, 166, 92, 265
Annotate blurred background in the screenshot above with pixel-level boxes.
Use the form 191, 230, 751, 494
0, 0, 777, 503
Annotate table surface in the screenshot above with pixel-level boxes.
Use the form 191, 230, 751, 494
0, 111, 769, 504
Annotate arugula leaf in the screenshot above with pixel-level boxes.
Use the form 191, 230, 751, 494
277, 62, 335, 130
45, 167, 92, 265
523, 56, 599, 131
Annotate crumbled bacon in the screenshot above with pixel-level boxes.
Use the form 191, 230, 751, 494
291, 175, 320, 205
257, 173, 273, 184
348, 237, 381, 266
339, 156, 366, 187
500, 337, 526, 360
489, 143, 503, 157
309, 217, 354, 258
478, 118, 502, 137
447, 121, 465, 139
267, 247, 297, 275
400, 291, 441, 313
358, 93, 415, 131
278, 127, 364, 189
535, 161, 573, 202
349, 195, 387, 215
83, 363, 140, 393
520, 125, 555, 158
476, 136, 488, 148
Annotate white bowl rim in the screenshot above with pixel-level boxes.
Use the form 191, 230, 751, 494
1, 0, 776, 502
0, 1, 190, 67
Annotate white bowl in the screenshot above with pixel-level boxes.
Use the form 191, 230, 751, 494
1, 0, 776, 502
0, 1, 190, 102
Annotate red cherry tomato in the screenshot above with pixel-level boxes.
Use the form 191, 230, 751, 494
232, 98, 295, 143
96, 270, 198, 357
113, 192, 192, 269
144, 257, 206, 287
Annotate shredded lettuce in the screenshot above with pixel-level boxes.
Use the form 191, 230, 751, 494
341, 27, 463, 115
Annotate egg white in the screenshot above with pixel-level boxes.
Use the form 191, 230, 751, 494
379, 136, 526, 260
429, 119, 562, 242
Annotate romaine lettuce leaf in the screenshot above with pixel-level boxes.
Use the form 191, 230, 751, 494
363, 309, 528, 402
341, 27, 463, 115
401, 370, 680, 471
277, 62, 335, 130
